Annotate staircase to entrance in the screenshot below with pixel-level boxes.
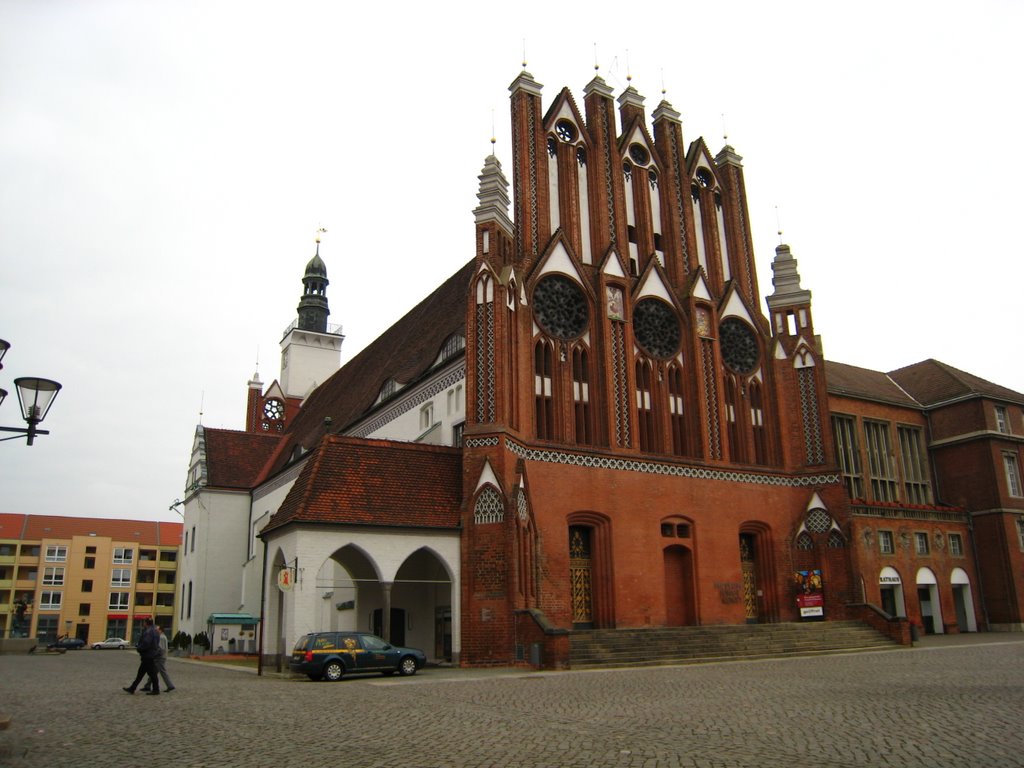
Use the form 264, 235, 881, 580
570, 620, 899, 669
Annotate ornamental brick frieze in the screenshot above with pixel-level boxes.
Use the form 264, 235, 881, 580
348, 364, 465, 439
464, 435, 839, 488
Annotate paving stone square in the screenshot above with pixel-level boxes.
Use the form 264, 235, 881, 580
2, 637, 1023, 767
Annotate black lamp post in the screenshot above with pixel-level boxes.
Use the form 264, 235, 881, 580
0, 338, 62, 446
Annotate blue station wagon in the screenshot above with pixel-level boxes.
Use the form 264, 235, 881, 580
290, 631, 427, 681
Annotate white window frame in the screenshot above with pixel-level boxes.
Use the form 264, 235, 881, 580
948, 533, 964, 557
914, 531, 930, 556
39, 591, 63, 610
1004, 452, 1023, 497
111, 568, 132, 588
108, 592, 130, 611
45, 545, 68, 562
879, 530, 895, 555
112, 547, 133, 565
995, 405, 1010, 434
42, 566, 65, 586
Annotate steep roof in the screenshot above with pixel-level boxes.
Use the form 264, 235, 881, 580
203, 428, 282, 489
264, 258, 474, 475
0, 513, 181, 545
824, 361, 920, 407
261, 436, 462, 536
888, 359, 1024, 407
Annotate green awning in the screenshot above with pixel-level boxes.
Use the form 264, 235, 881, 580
207, 613, 259, 625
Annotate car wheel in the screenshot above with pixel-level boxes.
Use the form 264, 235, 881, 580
398, 656, 418, 676
323, 661, 344, 682
92, 645, 101, 650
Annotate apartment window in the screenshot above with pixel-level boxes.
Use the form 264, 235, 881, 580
20, 567, 38, 582
109, 592, 130, 611
83, 556, 95, 569
42, 566, 65, 586
134, 593, 153, 607
914, 532, 930, 556
111, 568, 132, 588
113, 547, 133, 565
995, 406, 1010, 434
0, 543, 14, 556
36, 616, 59, 643
24, 545, 40, 557
949, 533, 964, 557
85, 546, 96, 554
864, 421, 898, 502
879, 530, 895, 555
45, 545, 67, 562
82, 579, 93, 592
79, 603, 91, 616
160, 550, 177, 563
452, 421, 465, 447
897, 425, 933, 505
831, 415, 864, 498
39, 591, 62, 610
156, 593, 175, 607
1004, 452, 1023, 497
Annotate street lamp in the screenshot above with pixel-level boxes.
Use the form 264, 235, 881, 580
0, 338, 62, 446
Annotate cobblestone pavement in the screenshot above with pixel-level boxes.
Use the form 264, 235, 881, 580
2, 637, 1024, 768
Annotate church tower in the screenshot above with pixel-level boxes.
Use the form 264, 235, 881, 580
279, 235, 345, 401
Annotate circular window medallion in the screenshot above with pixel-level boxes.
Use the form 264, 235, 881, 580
629, 143, 650, 165
719, 318, 760, 374
633, 299, 680, 359
533, 275, 588, 340
554, 120, 577, 143
263, 399, 284, 420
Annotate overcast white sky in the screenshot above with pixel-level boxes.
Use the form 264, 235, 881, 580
2, 1, 1021, 524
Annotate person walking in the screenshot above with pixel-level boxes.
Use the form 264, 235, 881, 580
123, 618, 161, 695
142, 625, 175, 693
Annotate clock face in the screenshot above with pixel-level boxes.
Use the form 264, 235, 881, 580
263, 399, 284, 421
633, 299, 680, 359
719, 318, 760, 374
533, 275, 588, 340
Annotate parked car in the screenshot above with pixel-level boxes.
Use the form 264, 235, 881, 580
48, 636, 86, 650
92, 637, 131, 650
290, 631, 427, 681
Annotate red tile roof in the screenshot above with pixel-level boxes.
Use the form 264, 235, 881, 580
0, 513, 182, 545
825, 361, 920, 407
202, 428, 281, 489
888, 359, 1024, 407
261, 436, 462, 536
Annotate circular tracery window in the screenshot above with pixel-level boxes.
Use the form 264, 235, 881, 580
633, 299, 680, 359
555, 120, 577, 143
629, 143, 650, 165
533, 275, 588, 339
719, 318, 760, 374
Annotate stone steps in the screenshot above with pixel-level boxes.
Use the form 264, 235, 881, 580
570, 620, 898, 669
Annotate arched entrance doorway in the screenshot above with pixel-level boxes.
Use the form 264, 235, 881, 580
567, 514, 613, 630
739, 525, 776, 623
663, 545, 696, 626
391, 548, 453, 661
879, 566, 906, 618
916, 567, 944, 634
950, 567, 977, 632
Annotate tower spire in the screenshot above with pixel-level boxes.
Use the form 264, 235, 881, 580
297, 229, 330, 333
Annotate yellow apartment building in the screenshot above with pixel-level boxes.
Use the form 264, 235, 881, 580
0, 513, 183, 645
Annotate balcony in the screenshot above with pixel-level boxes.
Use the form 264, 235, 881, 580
0, 555, 16, 566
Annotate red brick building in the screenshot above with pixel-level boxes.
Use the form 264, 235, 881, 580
185, 68, 1024, 667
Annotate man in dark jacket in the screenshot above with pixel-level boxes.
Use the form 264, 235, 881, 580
123, 618, 161, 695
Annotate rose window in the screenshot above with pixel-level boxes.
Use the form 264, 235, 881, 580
719, 318, 760, 374
633, 299, 680, 359
533, 276, 588, 340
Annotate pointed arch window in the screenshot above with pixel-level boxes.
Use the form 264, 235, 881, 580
796, 532, 814, 550
535, 339, 555, 440
725, 375, 745, 462
750, 380, 766, 464
572, 346, 592, 445
636, 359, 655, 452
668, 363, 687, 456
473, 485, 504, 525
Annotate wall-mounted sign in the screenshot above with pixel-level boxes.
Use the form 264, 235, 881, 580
277, 567, 293, 592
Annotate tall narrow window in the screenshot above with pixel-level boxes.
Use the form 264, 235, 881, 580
572, 347, 591, 445
535, 340, 554, 440
995, 406, 1010, 434
725, 376, 745, 462
831, 415, 864, 498
864, 421, 898, 502
897, 425, 932, 504
636, 360, 655, 452
668, 364, 686, 456
750, 380, 766, 465
1004, 452, 1023, 497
